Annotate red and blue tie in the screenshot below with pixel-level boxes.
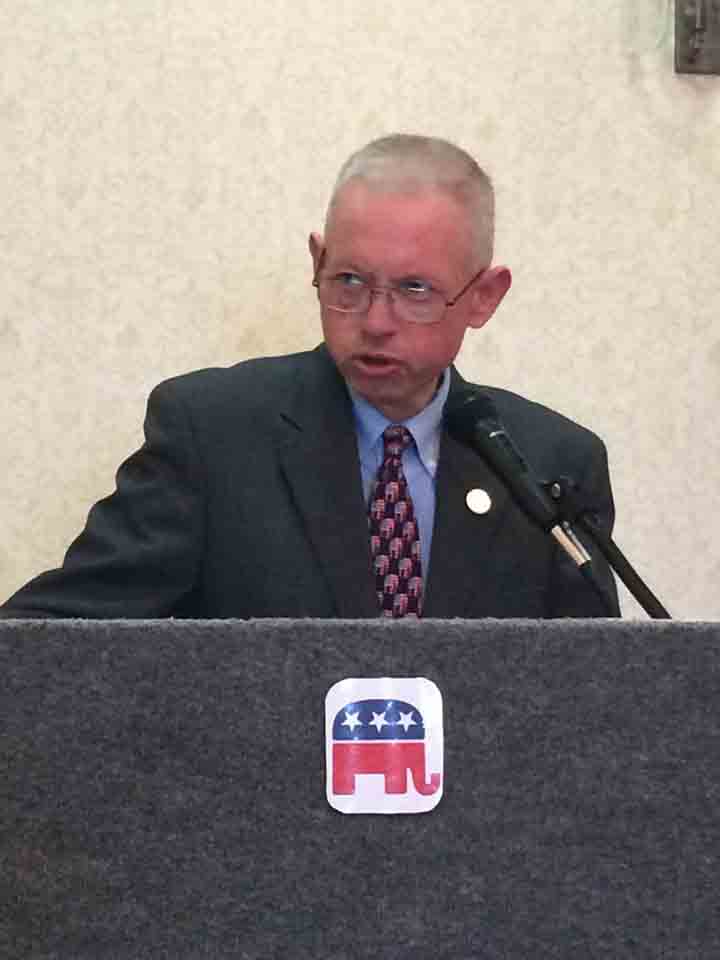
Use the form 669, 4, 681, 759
368, 426, 423, 618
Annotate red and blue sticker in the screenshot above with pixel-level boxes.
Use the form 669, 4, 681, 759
325, 677, 444, 814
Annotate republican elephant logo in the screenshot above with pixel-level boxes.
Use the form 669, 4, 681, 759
325, 678, 444, 814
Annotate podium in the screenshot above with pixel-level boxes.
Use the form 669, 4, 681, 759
2, 618, 719, 958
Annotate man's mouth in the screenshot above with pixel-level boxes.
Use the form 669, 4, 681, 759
356, 354, 398, 370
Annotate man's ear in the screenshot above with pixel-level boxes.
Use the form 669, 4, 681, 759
467, 265, 512, 330
308, 232, 324, 274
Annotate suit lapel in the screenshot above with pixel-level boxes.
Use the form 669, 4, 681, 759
423, 433, 515, 617
423, 370, 515, 618
276, 347, 378, 618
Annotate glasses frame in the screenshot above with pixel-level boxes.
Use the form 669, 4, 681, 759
312, 250, 486, 325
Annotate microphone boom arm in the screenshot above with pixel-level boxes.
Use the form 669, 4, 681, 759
545, 476, 671, 620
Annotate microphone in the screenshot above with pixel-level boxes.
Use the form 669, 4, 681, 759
444, 390, 595, 572
444, 390, 559, 533
445, 389, 671, 619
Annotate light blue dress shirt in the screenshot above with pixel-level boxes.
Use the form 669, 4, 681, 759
348, 371, 451, 577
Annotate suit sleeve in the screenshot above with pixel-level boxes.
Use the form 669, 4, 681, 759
546, 435, 621, 618
0, 380, 206, 619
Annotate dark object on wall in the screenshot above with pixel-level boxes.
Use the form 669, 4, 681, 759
676, 0, 720, 73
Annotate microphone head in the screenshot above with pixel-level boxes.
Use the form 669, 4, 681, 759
445, 387, 557, 531
444, 390, 499, 445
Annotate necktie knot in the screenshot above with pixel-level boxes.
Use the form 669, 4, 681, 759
383, 425, 413, 459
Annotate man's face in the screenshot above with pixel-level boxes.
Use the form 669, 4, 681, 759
311, 180, 509, 421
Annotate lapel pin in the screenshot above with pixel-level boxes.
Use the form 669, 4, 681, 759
465, 488, 492, 516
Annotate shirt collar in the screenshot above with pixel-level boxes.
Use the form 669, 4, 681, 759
348, 371, 450, 474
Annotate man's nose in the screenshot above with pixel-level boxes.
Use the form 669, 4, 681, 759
360, 289, 399, 335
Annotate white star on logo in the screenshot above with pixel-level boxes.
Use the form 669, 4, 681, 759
341, 710, 362, 732
369, 711, 389, 732
396, 710, 417, 732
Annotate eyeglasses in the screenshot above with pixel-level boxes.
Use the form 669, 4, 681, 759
312, 250, 486, 326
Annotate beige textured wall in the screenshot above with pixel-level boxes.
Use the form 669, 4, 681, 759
1, 0, 718, 619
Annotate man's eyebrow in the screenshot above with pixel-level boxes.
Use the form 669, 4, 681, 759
332, 259, 439, 279
325, 257, 369, 274
325, 257, 445, 288
392, 270, 445, 288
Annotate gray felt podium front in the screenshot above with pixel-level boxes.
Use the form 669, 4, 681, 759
1, 618, 718, 959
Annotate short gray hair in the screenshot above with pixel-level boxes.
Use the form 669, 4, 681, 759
327, 134, 495, 265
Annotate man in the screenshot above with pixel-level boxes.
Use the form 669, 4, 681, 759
0, 134, 620, 619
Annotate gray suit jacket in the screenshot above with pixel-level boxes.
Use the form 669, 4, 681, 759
1, 345, 619, 619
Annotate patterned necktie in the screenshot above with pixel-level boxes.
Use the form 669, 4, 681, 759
368, 425, 423, 618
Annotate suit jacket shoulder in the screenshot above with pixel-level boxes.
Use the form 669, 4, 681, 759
0, 346, 378, 619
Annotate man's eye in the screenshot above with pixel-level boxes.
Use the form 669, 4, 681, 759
336, 272, 365, 288
399, 279, 432, 299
